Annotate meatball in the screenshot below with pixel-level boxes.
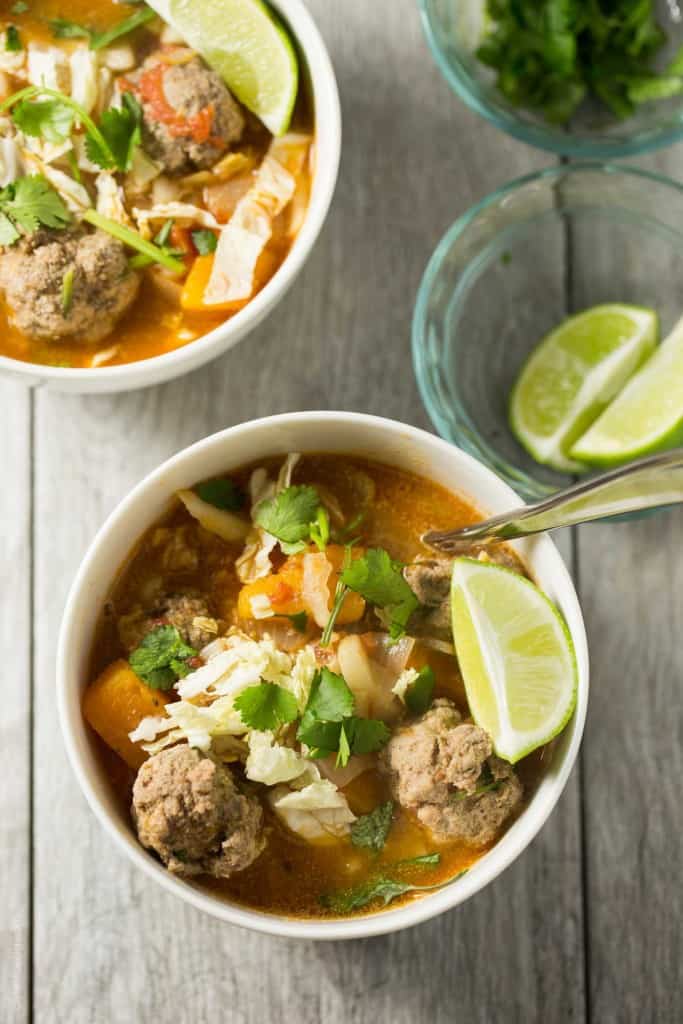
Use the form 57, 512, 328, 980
119, 593, 218, 652
126, 54, 245, 174
382, 699, 522, 847
132, 745, 265, 878
0, 228, 139, 343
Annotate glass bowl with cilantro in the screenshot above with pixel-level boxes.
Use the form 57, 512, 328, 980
58, 413, 588, 937
420, 0, 683, 157
413, 161, 683, 500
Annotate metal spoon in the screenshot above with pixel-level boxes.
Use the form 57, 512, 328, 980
423, 448, 683, 554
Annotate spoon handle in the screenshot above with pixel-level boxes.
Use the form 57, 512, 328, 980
424, 448, 683, 553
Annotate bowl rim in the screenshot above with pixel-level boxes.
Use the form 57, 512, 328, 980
418, 0, 683, 159
0, 0, 341, 393
412, 160, 683, 500
57, 411, 589, 940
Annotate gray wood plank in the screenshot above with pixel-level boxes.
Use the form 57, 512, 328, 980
569, 148, 683, 1023
31, 2, 585, 1022
0, 383, 31, 1024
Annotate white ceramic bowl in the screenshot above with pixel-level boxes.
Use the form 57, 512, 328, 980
58, 412, 589, 939
0, 0, 341, 394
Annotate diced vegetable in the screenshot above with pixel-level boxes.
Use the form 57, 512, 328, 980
83, 659, 171, 769
177, 488, 249, 542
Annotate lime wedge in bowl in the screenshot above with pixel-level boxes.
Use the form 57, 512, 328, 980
146, 0, 299, 135
451, 558, 577, 764
509, 304, 658, 473
570, 313, 683, 466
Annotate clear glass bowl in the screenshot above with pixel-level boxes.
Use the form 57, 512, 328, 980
419, 0, 683, 158
412, 163, 683, 501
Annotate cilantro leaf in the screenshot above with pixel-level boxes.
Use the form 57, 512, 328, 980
0, 212, 20, 246
404, 665, 435, 716
11, 3, 29, 14
396, 853, 441, 868
336, 720, 351, 768
49, 17, 91, 39
192, 229, 218, 255
254, 484, 323, 553
0, 175, 70, 237
284, 611, 308, 634
85, 92, 142, 172
234, 681, 299, 731
321, 875, 447, 914
350, 801, 394, 852
341, 548, 420, 639
304, 667, 355, 722
129, 625, 197, 690
344, 716, 391, 755
195, 477, 244, 511
5, 25, 21, 51
12, 98, 75, 143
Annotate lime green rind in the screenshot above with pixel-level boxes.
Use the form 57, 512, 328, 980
148, 0, 299, 136
450, 558, 578, 764
570, 313, 683, 466
509, 304, 658, 474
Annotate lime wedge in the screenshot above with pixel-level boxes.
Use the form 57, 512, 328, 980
450, 558, 577, 763
509, 304, 658, 473
570, 313, 683, 466
146, 0, 299, 135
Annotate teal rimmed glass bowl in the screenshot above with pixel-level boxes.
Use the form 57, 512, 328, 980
412, 162, 683, 501
419, 0, 683, 159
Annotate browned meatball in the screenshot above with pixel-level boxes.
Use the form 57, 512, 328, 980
132, 745, 265, 878
0, 228, 139, 343
382, 699, 522, 847
118, 593, 218, 652
125, 54, 245, 174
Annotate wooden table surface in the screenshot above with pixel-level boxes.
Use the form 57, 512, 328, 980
2, 1, 681, 1021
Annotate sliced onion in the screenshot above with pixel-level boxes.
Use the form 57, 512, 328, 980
177, 489, 249, 543
337, 635, 377, 718
302, 551, 333, 629
317, 753, 373, 789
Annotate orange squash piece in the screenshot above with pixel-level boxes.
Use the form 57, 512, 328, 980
83, 660, 171, 769
237, 544, 365, 625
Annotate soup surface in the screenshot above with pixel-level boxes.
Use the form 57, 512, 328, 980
0, 0, 312, 368
85, 454, 551, 918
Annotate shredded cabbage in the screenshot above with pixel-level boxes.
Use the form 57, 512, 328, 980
246, 731, 314, 785
392, 667, 419, 703
132, 202, 220, 239
95, 171, 131, 226
27, 44, 69, 92
270, 780, 356, 841
0, 136, 24, 188
235, 454, 301, 583
69, 46, 99, 115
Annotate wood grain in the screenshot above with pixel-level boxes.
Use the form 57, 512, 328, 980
569, 147, 683, 1024
0, 383, 31, 1024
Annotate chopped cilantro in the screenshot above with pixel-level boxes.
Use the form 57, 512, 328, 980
89, 6, 155, 51
0, 175, 70, 243
350, 801, 394, 852
297, 668, 390, 764
49, 18, 91, 39
192, 229, 218, 255
321, 875, 448, 914
320, 544, 353, 647
310, 507, 330, 551
82, 208, 186, 273
477, 0, 683, 123
155, 218, 174, 248
195, 477, 244, 512
254, 484, 324, 554
5, 25, 21, 51
283, 611, 308, 634
11, 2, 29, 14
12, 98, 75, 144
85, 92, 142, 172
404, 665, 435, 716
61, 266, 75, 315
341, 547, 420, 639
396, 853, 441, 868
129, 625, 197, 690
234, 681, 299, 732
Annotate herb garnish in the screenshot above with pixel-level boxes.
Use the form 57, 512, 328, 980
12, 97, 75, 144
350, 801, 394, 852
11, 2, 29, 14
49, 17, 91, 39
341, 547, 420, 639
404, 665, 435, 716
192, 228, 218, 255
254, 484, 328, 554
320, 543, 354, 646
477, 0, 683, 123
451, 763, 502, 802
283, 610, 308, 633
86, 92, 142, 172
0, 175, 70, 246
49, 6, 155, 50
234, 681, 299, 732
5, 25, 21, 51
61, 266, 74, 315
129, 625, 197, 690
296, 667, 390, 766
195, 477, 244, 512
322, 868, 462, 914
82, 208, 186, 273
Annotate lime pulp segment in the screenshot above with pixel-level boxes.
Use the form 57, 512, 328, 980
509, 304, 658, 473
450, 558, 577, 764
